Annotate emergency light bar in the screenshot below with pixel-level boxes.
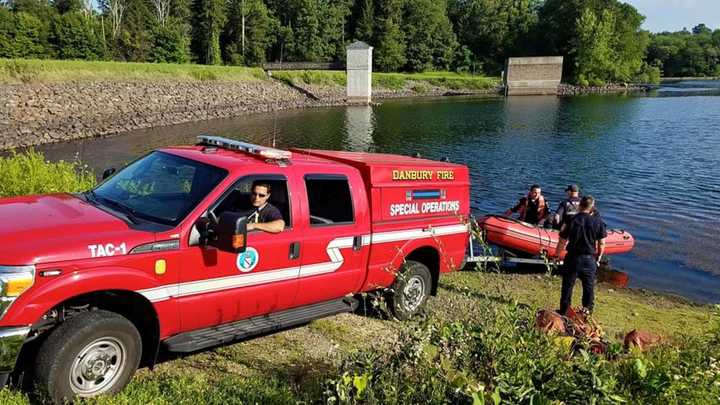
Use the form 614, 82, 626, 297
197, 135, 292, 160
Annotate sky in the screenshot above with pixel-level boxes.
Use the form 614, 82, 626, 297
624, 0, 720, 32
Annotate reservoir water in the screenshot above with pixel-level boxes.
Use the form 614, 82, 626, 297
36, 80, 720, 303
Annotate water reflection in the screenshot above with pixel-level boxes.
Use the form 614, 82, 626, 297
342, 105, 375, 151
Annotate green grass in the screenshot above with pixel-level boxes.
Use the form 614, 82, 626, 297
271, 69, 347, 87
0, 59, 268, 84
269, 69, 500, 91
440, 271, 712, 339
374, 71, 501, 91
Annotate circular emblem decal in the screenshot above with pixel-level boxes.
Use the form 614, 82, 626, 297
236, 247, 259, 273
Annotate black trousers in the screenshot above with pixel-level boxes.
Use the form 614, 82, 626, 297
559, 254, 597, 314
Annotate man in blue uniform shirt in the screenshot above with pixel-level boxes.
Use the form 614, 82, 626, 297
555, 195, 607, 315
246, 182, 285, 233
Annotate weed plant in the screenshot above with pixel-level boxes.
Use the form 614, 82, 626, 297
0, 150, 95, 196
325, 303, 720, 404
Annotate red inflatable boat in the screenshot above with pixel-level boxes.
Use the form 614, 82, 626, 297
477, 215, 634, 259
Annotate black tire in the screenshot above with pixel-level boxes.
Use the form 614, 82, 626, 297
35, 310, 142, 404
388, 260, 432, 320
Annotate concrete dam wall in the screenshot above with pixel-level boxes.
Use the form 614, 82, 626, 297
505, 57, 563, 96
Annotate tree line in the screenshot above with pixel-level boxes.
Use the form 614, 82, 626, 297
0, 0, 717, 83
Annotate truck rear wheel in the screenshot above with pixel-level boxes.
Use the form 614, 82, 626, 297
388, 260, 432, 320
35, 310, 142, 403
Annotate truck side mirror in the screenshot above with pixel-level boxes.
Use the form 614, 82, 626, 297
102, 168, 116, 180
212, 212, 248, 253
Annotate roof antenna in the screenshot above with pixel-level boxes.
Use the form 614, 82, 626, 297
272, 111, 278, 148
413, 152, 421, 158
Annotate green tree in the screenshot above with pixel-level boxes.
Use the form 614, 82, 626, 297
536, 0, 649, 83
449, 0, 540, 74
402, 0, 457, 72
50, 10, 103, 59
647, 26, 720, 77
574, 7, 614, 85
53, 0, 82, 14
118, 0, 153, 61
191, 0, 225, 64
353, 0, 373, 42
373, 0, 405, 71
0, 9, 50, 57
221, 0, 274, 65
149, 18, 189, 63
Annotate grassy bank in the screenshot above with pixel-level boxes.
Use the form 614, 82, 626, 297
0, 59, 501, 90
271, 70, 501, 91
0, 272, 716, 404
0, 59, 267, 84
0, 151, 716, 404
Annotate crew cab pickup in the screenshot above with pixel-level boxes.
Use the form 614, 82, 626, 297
0, 136, 469, 402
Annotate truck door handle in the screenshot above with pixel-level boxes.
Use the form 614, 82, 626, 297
353, 236, 362, 251
289, 242, 300, 260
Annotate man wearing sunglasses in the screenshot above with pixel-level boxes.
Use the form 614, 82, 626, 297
246, 182, 285, 233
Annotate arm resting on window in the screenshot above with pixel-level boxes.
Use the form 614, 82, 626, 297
248, 219, 285, 234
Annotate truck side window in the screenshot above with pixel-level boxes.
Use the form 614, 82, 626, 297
305, 176, 353, 225
212, 176, 291, 228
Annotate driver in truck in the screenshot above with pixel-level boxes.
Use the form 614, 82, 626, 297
246, 182, 285, 233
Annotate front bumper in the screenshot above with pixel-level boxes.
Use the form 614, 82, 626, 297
0, 327, 29, 374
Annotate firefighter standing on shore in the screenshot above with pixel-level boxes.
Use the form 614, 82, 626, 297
555, 195, 607, 315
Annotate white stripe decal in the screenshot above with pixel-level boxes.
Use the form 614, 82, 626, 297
138, 224, 468, 302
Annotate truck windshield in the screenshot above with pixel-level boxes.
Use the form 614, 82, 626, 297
92, 151, 227, 226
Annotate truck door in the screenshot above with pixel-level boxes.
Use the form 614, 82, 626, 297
178, 172, 303, 332
294, 171, 371, 305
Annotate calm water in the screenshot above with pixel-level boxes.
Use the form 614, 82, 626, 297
36, 81, 720, 303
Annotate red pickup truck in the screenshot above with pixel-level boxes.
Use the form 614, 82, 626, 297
0, 136, 470, 402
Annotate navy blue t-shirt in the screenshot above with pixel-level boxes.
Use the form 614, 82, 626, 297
559, 212, 607, 256
248, 203, 283, 223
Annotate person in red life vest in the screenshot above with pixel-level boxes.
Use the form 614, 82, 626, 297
554, 195, 607, 315
246, 182, 285, 233
504, 184, 550, 226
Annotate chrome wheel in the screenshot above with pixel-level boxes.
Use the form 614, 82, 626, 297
69, 337, 126, 396
402, 275, 426, 312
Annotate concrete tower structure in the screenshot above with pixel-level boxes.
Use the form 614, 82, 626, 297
346, 41, 373, 104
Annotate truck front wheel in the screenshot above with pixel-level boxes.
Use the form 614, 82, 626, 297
35, 310, 142, 403
388, 260, 432, 320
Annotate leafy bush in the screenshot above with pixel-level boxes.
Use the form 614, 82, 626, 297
149, 21, 191, 64
0, 10, 50, 59
50, 12, 103, 60
325, 303, 720, 404
634, 62, 661, 84
0, 150, 95, 197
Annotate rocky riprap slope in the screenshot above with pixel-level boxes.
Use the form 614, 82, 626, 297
0, 79, 315, 149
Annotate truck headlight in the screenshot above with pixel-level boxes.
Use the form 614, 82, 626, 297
0, 265, 35, 319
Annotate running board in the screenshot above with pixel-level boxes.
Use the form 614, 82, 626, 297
164, 298, 358, 353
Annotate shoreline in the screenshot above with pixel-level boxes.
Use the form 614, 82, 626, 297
558, 83, 654, 96
0, 78, 502, 150
0, 78, 657, 151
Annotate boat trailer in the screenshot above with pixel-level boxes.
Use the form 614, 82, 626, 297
464, 234, 562, 267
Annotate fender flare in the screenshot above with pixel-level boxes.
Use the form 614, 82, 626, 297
388, 239, 441, 277
2, 266, 165, 326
